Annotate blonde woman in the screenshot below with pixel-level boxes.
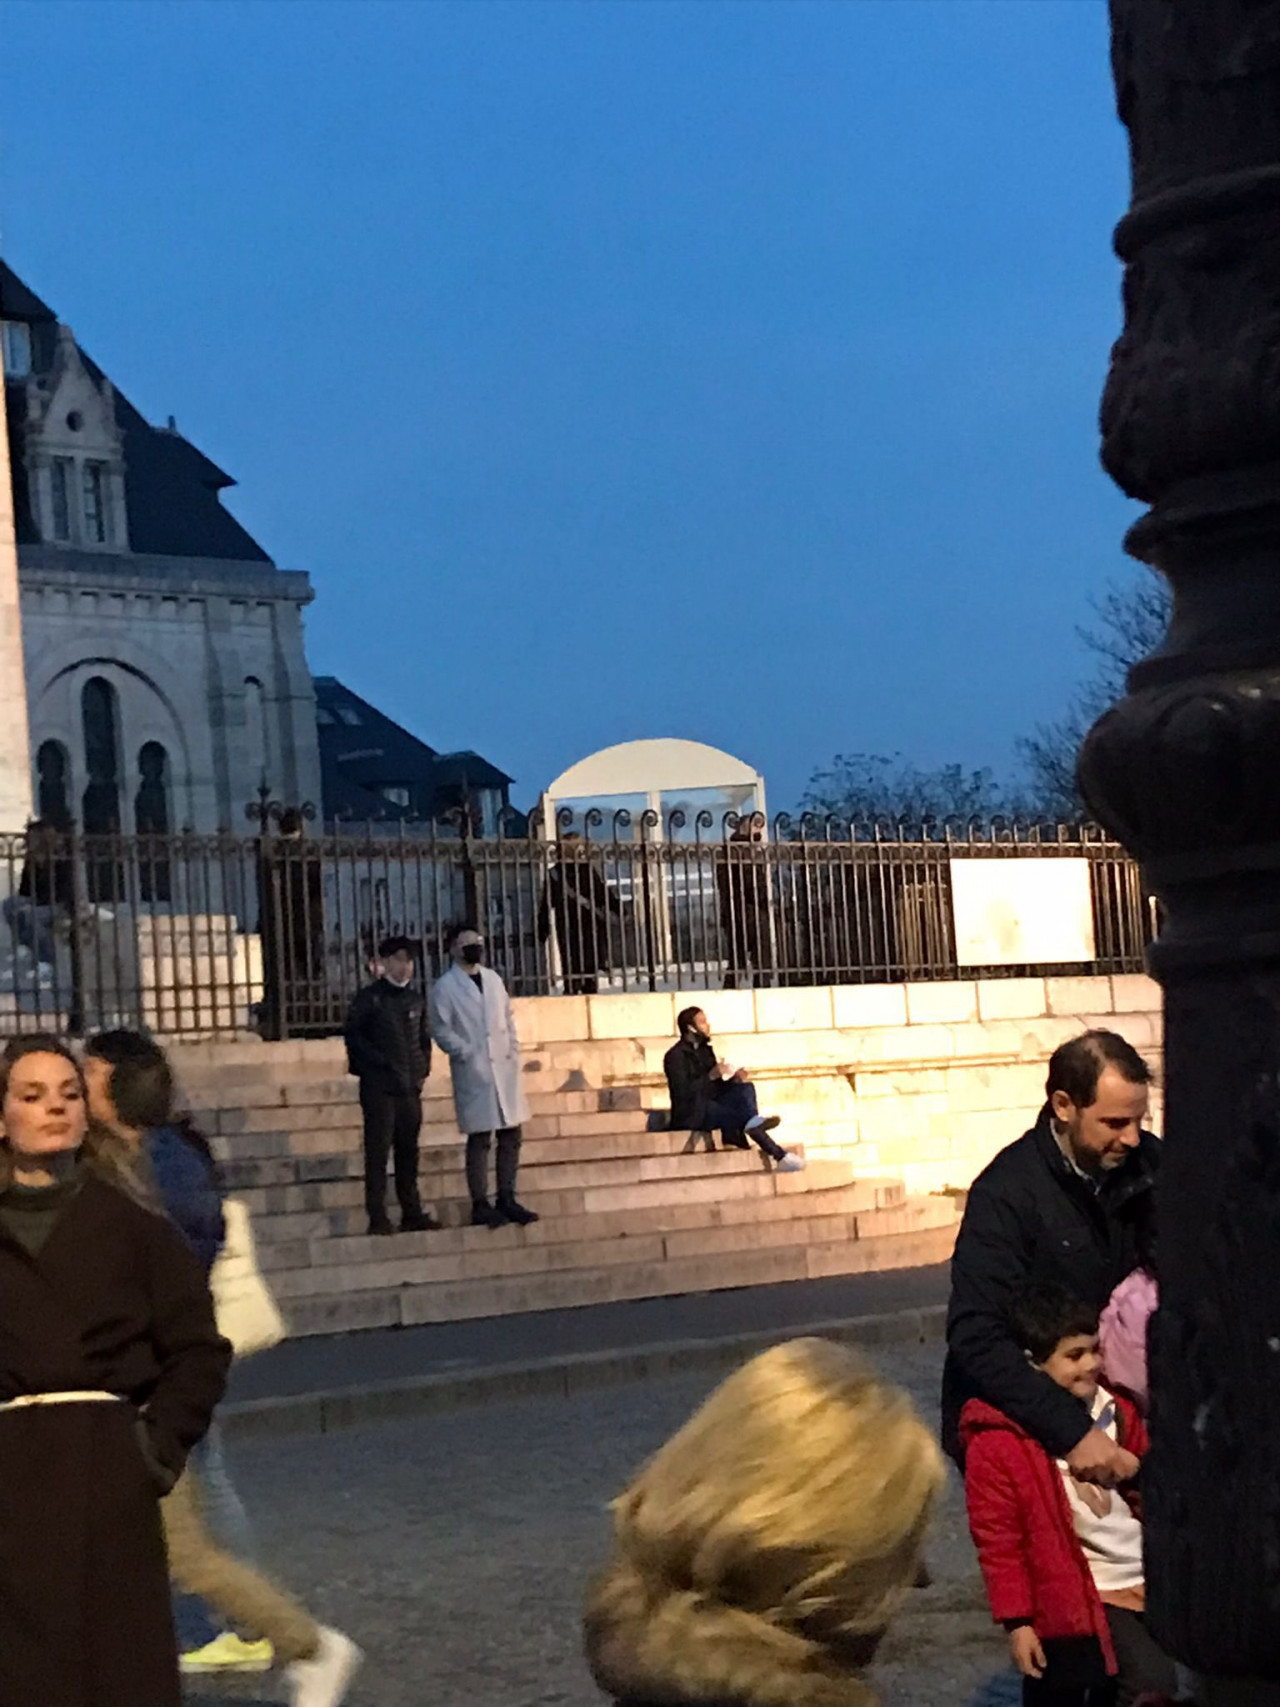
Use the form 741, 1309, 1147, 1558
584, 1338, 943, 1707
0, 1033, 229, 1707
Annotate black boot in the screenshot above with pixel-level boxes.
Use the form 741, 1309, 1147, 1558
471, 1199, 505, 1229
368, 1213, 395, 1237
496, 1194, 539, 1227
401, 1209, 440, 1233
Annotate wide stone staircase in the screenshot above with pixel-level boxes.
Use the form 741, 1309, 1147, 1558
176, 1040, 961, 1338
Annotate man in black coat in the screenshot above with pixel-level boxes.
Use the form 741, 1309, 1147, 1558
942, 1028, 1159, 1486
344, 934, 437, 1236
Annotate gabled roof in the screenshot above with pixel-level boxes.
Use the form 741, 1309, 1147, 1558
314, 676, 514, 822
2, 260, 272, 563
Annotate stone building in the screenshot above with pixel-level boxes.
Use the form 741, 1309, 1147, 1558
0, 262, 320, 837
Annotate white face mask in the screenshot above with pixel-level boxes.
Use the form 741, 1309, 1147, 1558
384, 968, 413, 988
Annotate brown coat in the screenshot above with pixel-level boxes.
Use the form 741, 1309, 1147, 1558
0, 1171, 230, 1707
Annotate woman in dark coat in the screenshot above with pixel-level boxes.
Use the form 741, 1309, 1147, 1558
0, 1034, 229, 1707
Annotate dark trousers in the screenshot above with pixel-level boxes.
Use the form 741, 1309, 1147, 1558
466, 1128, 522, 1204
1022, 1607, 1179, 1707
704, 1081, 786, 1162
359, 1083, 423, 1223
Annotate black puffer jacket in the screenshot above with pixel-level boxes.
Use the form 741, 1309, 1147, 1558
941, 1104, 1159, 1463
344, 978, 432, 1095
663, 1035, 719, 1130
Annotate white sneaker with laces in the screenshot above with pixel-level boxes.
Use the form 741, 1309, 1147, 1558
287, 1627, 363, 1707
776, 1152, 807, 1173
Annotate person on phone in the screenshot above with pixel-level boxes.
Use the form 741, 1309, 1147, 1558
663, 1007, 804, 1170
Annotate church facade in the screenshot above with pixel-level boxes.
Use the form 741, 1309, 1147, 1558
1, 263, 320, 838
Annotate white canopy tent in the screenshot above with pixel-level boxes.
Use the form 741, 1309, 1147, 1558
541, 737, 766, 842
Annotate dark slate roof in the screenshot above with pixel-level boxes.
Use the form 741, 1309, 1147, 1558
1, 260, 271, 563
314, 676, 514, 823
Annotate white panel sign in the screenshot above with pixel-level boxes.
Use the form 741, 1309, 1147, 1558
949, 858, 1096, 967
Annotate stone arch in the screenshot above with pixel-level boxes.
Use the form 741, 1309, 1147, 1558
28, 642, 197, 831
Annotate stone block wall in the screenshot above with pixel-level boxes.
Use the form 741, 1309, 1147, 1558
172, 971, 1162, 1200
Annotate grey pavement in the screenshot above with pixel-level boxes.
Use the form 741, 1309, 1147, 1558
189, 1335, 1012, 1707
228, 1264, 951, 1406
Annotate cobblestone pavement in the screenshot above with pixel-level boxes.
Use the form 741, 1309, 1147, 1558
189, 1338, 1010, 1707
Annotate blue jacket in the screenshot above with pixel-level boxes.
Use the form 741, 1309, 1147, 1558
144, 1124, 225, 1276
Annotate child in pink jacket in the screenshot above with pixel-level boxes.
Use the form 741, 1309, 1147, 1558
1099, 1221, 1158, 1415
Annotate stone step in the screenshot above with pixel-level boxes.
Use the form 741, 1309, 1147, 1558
211, 1116, 714, 1165
225, 1140, 791, 1196
252, 1174, 908, 1252
235, 1148, 851, 1220
278, 1221, 959, 1336
219, 1138, 807, 1196
263, 1195, 958, 1302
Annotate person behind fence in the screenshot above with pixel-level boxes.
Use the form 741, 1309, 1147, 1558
942, 1030, 1159, 1485
716, 816, 773, 989
664, 1005, 805, 1170
429, 923, 539, 1228
3, 813, 73, 971
84, 1028, 363, 1707
344, 934, 438, 1237
538, 831, 623, 996
257, 807, 325, 1039
584, 1336, 944, 1707
962, 1285, 1181, 1707
0, 1033, 229, 1707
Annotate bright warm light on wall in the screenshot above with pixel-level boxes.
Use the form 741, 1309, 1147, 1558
949, 858, 1096, 967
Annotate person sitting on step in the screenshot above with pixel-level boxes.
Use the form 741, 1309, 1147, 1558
663, 1007, 804, 1171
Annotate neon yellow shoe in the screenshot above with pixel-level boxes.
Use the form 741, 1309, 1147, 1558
179, 1632, 274, 1674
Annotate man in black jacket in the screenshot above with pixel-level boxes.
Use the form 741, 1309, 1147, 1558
663, 1007, 803, 1169
942, 1028, 1159, 1485
344, 935, 437, 1236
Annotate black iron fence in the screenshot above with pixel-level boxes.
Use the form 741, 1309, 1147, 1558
0, 817, 1152, 1038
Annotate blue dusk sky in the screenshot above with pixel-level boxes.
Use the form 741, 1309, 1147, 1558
1, 0, 1139, 810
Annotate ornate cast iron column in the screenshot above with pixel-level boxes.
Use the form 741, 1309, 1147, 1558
1080, 4, 1280, 1691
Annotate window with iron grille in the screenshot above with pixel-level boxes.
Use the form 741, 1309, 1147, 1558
50, 458, 72, 541
82, 461, 108, 544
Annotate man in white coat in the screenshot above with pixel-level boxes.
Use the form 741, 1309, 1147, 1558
429, 924, 539, 1229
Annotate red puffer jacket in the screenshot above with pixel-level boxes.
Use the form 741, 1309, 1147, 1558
960, 1390, 1148, 1677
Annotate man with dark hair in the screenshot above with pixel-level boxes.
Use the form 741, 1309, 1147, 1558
942, 1029, 1159, 1486
663, 1007, 803, 1169
343, 935, 436, 1236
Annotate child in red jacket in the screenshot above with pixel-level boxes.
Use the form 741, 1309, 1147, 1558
962, 1285, 1180, 1707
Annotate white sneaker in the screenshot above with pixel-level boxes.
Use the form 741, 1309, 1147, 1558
776, 1152, 807, 1173
287, 1627, 363, 1707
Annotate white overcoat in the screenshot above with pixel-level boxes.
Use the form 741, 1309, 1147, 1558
429, 963, 531, 1135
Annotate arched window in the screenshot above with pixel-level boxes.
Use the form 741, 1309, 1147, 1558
244, 676, 268, 798
136, 741, 172, 903
80, 677, 121, 835
135, 741, 170, 835
35, 740, 70, 828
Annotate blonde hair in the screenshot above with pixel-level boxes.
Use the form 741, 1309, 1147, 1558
584, 1338, 944, 1707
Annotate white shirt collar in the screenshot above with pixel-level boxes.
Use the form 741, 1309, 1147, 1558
1052, 1119, 1101, 1192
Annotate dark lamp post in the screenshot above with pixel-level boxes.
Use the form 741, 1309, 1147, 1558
1080, 4, 1280, 1694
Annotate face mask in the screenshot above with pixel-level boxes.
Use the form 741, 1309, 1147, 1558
384, 968, 413, 988
461, 944, 484, 966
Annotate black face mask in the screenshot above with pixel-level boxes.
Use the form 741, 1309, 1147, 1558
461, 944, 484, 966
